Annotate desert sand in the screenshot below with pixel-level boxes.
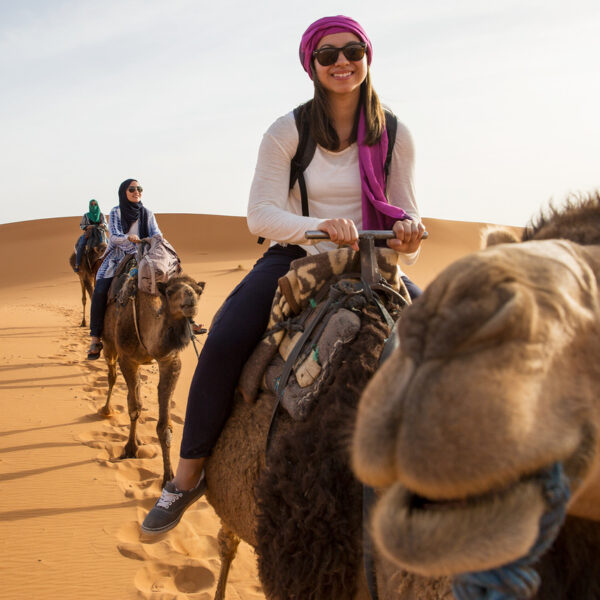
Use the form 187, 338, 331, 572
0, 213, 507, 599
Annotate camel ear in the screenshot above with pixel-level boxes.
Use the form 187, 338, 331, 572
482, 226, 520, 248
157, 281, 168, 295
196, 281, 206, 293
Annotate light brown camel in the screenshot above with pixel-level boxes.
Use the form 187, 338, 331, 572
68, 229, 107, 326
352, 192, 600, 594
99, 274, 205, 486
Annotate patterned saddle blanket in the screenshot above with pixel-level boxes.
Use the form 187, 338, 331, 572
237, 247, 410, 420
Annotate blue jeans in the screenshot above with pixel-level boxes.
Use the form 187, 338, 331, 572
75, 234, 86, 267
179, 244, 422, 459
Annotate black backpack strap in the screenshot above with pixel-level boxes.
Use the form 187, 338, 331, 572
383, 109, 397, 184
258, 101, 316, 245
290, 101, 316, 218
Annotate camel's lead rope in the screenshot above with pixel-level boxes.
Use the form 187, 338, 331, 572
187, 320, 200, 359
451, 462, 570, 600
130, 295, 150, 354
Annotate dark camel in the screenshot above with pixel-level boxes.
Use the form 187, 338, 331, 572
68, 226, 107, 327
99, 274, 205, 487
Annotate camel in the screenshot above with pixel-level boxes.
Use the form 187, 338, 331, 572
99, 273, 205, 486
68, 225, 107, 326
352, 192, 600, 597
200, 243, 410, 599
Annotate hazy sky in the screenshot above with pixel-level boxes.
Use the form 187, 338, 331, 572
1, 0, 599, 226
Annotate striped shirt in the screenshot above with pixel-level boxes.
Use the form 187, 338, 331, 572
96, 206, 161, 280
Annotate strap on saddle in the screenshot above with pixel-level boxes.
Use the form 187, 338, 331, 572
264, 277, 396, 463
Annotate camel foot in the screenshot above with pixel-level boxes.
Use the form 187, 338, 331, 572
120, 444, 139, 460
80, 321, 86, 327
161, 471, 174, 489
97, 405, 113, 418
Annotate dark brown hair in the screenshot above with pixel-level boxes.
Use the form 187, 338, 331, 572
308, 65, 385, 150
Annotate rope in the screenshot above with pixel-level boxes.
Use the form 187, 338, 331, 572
187, 319, 200, 359
130, 295, 150, 354
452, 462, 570, 600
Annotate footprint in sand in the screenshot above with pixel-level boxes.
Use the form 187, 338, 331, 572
108, 460, 159, 484
117, 519, 217, 598
78, 429, 128, 444
134, 562, 214, 597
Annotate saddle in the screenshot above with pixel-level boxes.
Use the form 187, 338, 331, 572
107, 255, 138, 305
237, 247, 409, 421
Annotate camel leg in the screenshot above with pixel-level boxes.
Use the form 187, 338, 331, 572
98, 350, 117, 417
156, 355, 181, 486
80, 277, 87, 327
119, 358, 142, 460
214, 524, 241, 600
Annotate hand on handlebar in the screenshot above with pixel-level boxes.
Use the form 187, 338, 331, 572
316, 218, 359, 251
387, 219, 427, 254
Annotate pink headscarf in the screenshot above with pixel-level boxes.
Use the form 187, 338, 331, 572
299, 15, 409, 230
299, 15, 373, 80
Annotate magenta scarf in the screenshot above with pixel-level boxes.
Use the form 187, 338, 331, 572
299, 15, 409, 230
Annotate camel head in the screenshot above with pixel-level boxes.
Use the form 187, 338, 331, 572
157, 276, 205, 321
352, 192, 600, 577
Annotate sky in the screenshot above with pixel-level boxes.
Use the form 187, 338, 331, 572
1, 0, 599, 227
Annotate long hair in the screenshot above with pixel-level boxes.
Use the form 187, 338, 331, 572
308, 65, 385, 149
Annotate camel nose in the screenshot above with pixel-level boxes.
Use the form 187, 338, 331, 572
400, 252, 537, 365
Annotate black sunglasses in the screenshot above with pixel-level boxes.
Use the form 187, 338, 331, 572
128, 186, 143, 193
312, 42, 367, 67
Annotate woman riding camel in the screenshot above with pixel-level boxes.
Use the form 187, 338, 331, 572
87, 179, 161, 360
142, 15, 426, 534
74, 199, 108, 272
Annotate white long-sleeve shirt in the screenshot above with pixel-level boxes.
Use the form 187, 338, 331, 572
247, 110, 420, 263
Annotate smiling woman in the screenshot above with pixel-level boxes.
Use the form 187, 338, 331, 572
141, 13, 427, 538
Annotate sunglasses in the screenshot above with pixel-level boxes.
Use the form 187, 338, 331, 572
128, 186, 143, 193
312, 42, 367, 67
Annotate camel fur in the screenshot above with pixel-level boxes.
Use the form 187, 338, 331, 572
68, 235, 107, 327
99, 274, 205, 486
205, 303, 599, 599
352, 191, 600, 590
204, 245, 410, 599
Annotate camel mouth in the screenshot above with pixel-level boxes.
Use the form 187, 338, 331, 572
180, 304, 197, 318
368, 425, 593, 577
370, 470, 550, 577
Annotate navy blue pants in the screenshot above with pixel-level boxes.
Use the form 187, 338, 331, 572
89, 276, 113, 338
75, 234, 87, 267
179, 244, 422, 459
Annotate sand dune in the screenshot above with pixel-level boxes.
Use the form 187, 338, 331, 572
0, 213, 505, 599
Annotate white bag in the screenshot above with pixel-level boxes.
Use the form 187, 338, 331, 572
137, 236, 181, 294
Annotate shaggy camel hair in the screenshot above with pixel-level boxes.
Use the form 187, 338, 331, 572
352, 192, 600, 594
205, 308, 406, 599
68, 237, 106, 327
99, 274, 205, 486
206, 299, 599, 600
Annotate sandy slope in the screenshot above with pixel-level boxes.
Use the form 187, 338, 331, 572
0, 213, 500, 599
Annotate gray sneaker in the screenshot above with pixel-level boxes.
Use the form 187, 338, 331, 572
141, 476, 206, 535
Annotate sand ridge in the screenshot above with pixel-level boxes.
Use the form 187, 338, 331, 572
0, 213, 496, 599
